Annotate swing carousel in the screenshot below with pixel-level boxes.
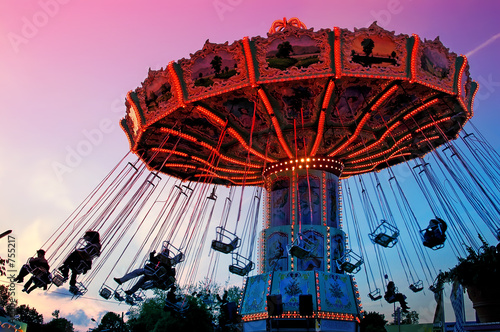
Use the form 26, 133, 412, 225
27, 17, 500, 331
115, 17, 482, 331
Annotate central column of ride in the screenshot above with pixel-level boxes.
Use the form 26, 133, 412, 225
239, 157, 363, 332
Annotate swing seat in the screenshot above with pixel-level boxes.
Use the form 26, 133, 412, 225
74, 260, 91, 274
132, 292, 145, 302
29, 267, 51, 289
125, 295, 136, 306
165, 300, 189, 314
75, 238, 100, 260
409, 280, 423, 293
368, 289, 382, 301
170, 252, 184, 266
211, 227, 240, 254
287, 233, 315, 259
420, 227, 446, 250
229, 253, 254, 276
161, 241, 184, 266
337, 250, 363, 274
144, 265, 168, 279
156, 276, 176, 290
51, 270, 66, 287
99, 286, 113, 300
69, 282, 87, 297
369, 220, 399, 248
114, 289, 126, 302
384, 293, 397, 304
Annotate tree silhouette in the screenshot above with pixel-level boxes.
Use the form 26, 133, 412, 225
276, 41, 293, 58
210, 55, 223, 75
93, 312, 124, 332
360, 311, 387, 332
361, 38, 375, 56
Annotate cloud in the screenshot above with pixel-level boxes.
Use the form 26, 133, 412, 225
66, 309, 90, 327
465, 32, 500, 58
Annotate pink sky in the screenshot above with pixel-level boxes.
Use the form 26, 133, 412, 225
1, 0, 500, 329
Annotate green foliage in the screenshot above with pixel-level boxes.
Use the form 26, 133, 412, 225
44, 317, 74, 332
210, 55, 223, 74
127, 282, 242, 332
215, 69, 237, 79
0, 285, 17, 316
93, 312, 125, 332
438, 235, 500, 288
361, 38, 375, 56
295, 56, 319, 68
266, 57, 297, 70
16, 304, 43, 325
391, 310, 419, 324
194, 77, 214, 87
276, 41, 293, 58
360, 311, 387, 332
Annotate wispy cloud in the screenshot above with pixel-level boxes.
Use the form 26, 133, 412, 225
465, 32, 500, 57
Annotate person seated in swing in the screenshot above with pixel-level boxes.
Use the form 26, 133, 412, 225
384, 281, 410, 313
22, 267, 51, 294
423, 218, 447, 248
58, 231, 101, 293
114, 248, 175, 295
14, 249, 51, 292
165, 285, 182, 307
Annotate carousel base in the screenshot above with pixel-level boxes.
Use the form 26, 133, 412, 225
243, 318, 357, 332
240, 270, 362, 332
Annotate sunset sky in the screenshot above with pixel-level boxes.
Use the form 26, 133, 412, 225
1, 0, 500, 330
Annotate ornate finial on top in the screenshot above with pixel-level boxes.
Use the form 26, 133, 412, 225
269, 17, 307, 34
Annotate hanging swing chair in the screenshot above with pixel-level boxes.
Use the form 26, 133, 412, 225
211, 226, 241, 254
336, 249, 364, 274
369, 220, 400, 248
420, 217, 447, 250
287, 232, 316, 259
20, 257, 52, 294
368, 288, 383, 301
409, 279, 424, 293
229, 252, 254, 276
162, 241, 184, 266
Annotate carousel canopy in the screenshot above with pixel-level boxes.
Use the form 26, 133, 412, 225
121, 18, 477, 186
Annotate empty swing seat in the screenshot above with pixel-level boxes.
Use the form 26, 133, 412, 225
337, 249, 363, 274
170, 252, 184, 266
51, 270, 66, 287
409, 280, 424, 293
368, 288, 382, 301
287, 233, 315, 259
369, 220, 399, 248
161, 241, 184, 266
211, 226, 240, 254
99, 285, 113, 300
229, 253, 254, 276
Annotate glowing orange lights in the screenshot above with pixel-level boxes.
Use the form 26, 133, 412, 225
310, 110, 326, 156
322, 80, 335, 110
333, 27, 342, 78
167, 61, 186, 108
371, 85, 399, 111
329, 112, 372, 157
410, 34, 419, 82
263, 157, 343, 177
242, 37, 257, 87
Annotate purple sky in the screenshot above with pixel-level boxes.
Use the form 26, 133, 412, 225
1, 0, 500, 329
